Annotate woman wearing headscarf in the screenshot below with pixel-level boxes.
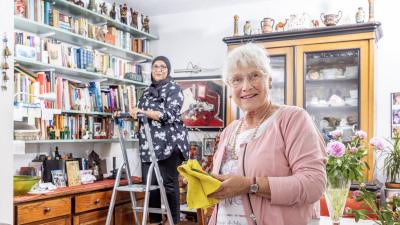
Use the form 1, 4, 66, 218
130, 56, 189, 225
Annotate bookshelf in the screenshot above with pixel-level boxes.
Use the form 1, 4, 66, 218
52, 0, 158, 40
22, 138, 138, 144
15, 16, 152, 62
15, 57, 147, 86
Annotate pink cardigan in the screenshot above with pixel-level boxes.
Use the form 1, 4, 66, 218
208, 106, 327, 225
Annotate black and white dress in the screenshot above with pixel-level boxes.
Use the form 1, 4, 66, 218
137, 80, 189, 162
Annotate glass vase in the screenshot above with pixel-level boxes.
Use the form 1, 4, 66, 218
325, 176, 351, 225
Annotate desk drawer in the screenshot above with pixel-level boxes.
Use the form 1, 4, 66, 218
17, 197, 71, 224
75, 190, 112, 213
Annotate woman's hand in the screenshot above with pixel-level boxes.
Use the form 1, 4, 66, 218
112, 110, 121, 119
129, 107, 143, 120
208, 174, 252, 200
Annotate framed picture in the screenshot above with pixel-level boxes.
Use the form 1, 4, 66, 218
51, 170, 66, 187
175, 76, 226, 130
391, 92, 400, 138
189, 141, 203, 160
203, 138, 216, 156
93, 122, 102, 138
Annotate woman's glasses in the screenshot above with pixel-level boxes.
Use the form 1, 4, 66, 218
152, 65, 168, 71
228, 72, 265, 88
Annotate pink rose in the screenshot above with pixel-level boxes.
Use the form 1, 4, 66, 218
327, 141, 346, 157
350, 147, 358, 153
352, 190, 363, 200
355, 130, 367, 140
370, 137, 384, 150
330, 130, 343, 139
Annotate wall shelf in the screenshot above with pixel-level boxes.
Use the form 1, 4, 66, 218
15, 16, 153, 62
20, 138, 138, 144
52, 0, 158, 40
61, 110, 112, 116
15, 57, 147, 86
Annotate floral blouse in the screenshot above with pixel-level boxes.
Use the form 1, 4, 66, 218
137, 80, 189, 162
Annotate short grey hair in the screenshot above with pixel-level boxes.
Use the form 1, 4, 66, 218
222, 43, 272, 84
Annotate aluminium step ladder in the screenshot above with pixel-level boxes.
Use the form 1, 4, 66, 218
106, 113, 174, 225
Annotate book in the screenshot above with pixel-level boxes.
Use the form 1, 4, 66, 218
66, 161, 80, 186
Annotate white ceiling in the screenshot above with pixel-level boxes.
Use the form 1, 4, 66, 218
112, 0, 267, 16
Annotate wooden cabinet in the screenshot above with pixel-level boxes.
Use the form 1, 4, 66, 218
223, 22, 382, 180
75, 191, 113, 213
18, 217, 71, 225
73, 209, 111, 225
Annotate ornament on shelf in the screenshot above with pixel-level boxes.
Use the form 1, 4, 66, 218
356, 7, 365, 23
15, 0, 26, 17
311, 19, 320, 28
243, 21, 252, 36
275, 19, 288, 31
74, 0, 84, 7
109, 3, 116, 19
130, 8, 139, 29
2, 33, 11, 90
99, 2, 107, 15
233, 15, 239, 36
87, 0, 97, 12
141, 14, 150, 33
368, 0, 375, 21
119, 4, 128, 24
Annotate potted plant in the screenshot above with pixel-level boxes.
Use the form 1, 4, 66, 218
325, 130, 370, 224
370, 132, 400, 196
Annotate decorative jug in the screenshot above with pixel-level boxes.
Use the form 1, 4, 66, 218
321, 11, 342, 26
260, 17, 275, 33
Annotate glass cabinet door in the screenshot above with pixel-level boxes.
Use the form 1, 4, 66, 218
296, 41, 369, 141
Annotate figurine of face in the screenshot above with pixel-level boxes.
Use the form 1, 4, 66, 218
130, 8, 139, 29
109, 3, 116, 19
100, 2, 107, 15
119, 4, 128, 24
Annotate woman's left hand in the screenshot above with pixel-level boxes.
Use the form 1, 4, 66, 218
208, 174, 251, 200
129, 107, 143, 120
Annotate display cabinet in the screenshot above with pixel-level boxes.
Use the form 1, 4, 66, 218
223, 22, 382, 180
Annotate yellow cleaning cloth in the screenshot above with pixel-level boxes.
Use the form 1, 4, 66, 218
177, 159, 221, 209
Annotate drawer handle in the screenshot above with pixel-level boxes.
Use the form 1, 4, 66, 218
95, 199, 101, 204
44, 207, 51, 213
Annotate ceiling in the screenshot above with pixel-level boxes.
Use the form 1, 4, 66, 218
112, 0, 266, 16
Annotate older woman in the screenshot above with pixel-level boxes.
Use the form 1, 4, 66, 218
208, 43, 326, 225
130, 56, 189, 225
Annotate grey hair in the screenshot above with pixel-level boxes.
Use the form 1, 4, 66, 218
222, 43, 272, 84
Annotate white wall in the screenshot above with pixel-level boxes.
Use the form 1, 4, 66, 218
0, 1, 14, 223
150, 0, 400, 182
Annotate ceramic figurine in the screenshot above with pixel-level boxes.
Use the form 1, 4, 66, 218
311, 19, 319, 28
141, 14, 150, 33
109, 3, 116, 19
75, 0, 84, 7
130, 8, 139, 29
243, 21, 252, 36
275, 19, 288, 31
233, 15, 239, 36
99, 2, 107, 15
368, 0, 374, 21
87, 0, 97, 12
15, 0, 26, 17
120, 4, 128, 24
260, 17, 275, 33
355, 7, 365, 23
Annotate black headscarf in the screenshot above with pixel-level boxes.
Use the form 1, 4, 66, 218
149, 56, 173, 97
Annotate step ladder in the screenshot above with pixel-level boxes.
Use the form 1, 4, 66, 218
106, 113, 174, 225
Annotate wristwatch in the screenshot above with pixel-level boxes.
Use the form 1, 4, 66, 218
249, 177, 259, 194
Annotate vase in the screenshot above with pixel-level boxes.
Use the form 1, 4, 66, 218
325, 176, 351, 225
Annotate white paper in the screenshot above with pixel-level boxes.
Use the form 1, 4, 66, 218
42, 108, 55, 121
30, 108, 42, 118
51, 109, 62, 115
14, 107, 28, 121
181, 88, 196, 113
27, 109, 37, 125
13, 140, 26, 155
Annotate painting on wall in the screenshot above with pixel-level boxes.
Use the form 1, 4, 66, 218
175, 76, 225, 130
391, 92, 400, 138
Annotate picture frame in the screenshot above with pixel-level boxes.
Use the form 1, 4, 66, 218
93, 122, 102, 138
391, 92, 400, 138
189, 141, 203, 160
175, 76, 226, 131
203, 138, 216, 156
51, 170, 66, 187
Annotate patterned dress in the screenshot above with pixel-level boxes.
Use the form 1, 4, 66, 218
137, 80, 189, 162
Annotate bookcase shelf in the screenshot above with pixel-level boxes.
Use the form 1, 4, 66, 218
20, 138, 138, 144
15, 57, 147, 86
62, 110, 112, 116
15, 16, 153, 62
52, 0, 158, 40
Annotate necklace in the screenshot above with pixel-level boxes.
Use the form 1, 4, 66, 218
227, 102, 272, 160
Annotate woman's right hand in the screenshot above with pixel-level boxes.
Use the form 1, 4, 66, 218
112, 110, 121, 119
129, 107, 143, 120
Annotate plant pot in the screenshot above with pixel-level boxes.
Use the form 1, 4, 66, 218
325, 176, 351, 225
385, 182, 400, 189
384, 187, 400, 199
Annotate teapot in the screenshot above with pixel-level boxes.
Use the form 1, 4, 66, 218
260, 17, 275, 33
320, 11, 342, 26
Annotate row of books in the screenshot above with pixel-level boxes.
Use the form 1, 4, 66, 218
14, 68, 138, 113
15, 0, 150, 54
15, 31, 145, 80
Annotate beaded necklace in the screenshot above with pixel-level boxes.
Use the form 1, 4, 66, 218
227, 102, 272, 160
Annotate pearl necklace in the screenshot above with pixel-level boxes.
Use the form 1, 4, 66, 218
227, 102, 272, 160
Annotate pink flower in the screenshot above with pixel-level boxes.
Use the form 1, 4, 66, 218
350, 147, 358, 153
327, 141, 346, 157
370, 137, 385, 150
352, 190, 363, 200
355, 130, 367, 140
330, 130, 343, 139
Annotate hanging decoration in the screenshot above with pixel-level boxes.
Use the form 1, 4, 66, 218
2, 33, 11, 91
